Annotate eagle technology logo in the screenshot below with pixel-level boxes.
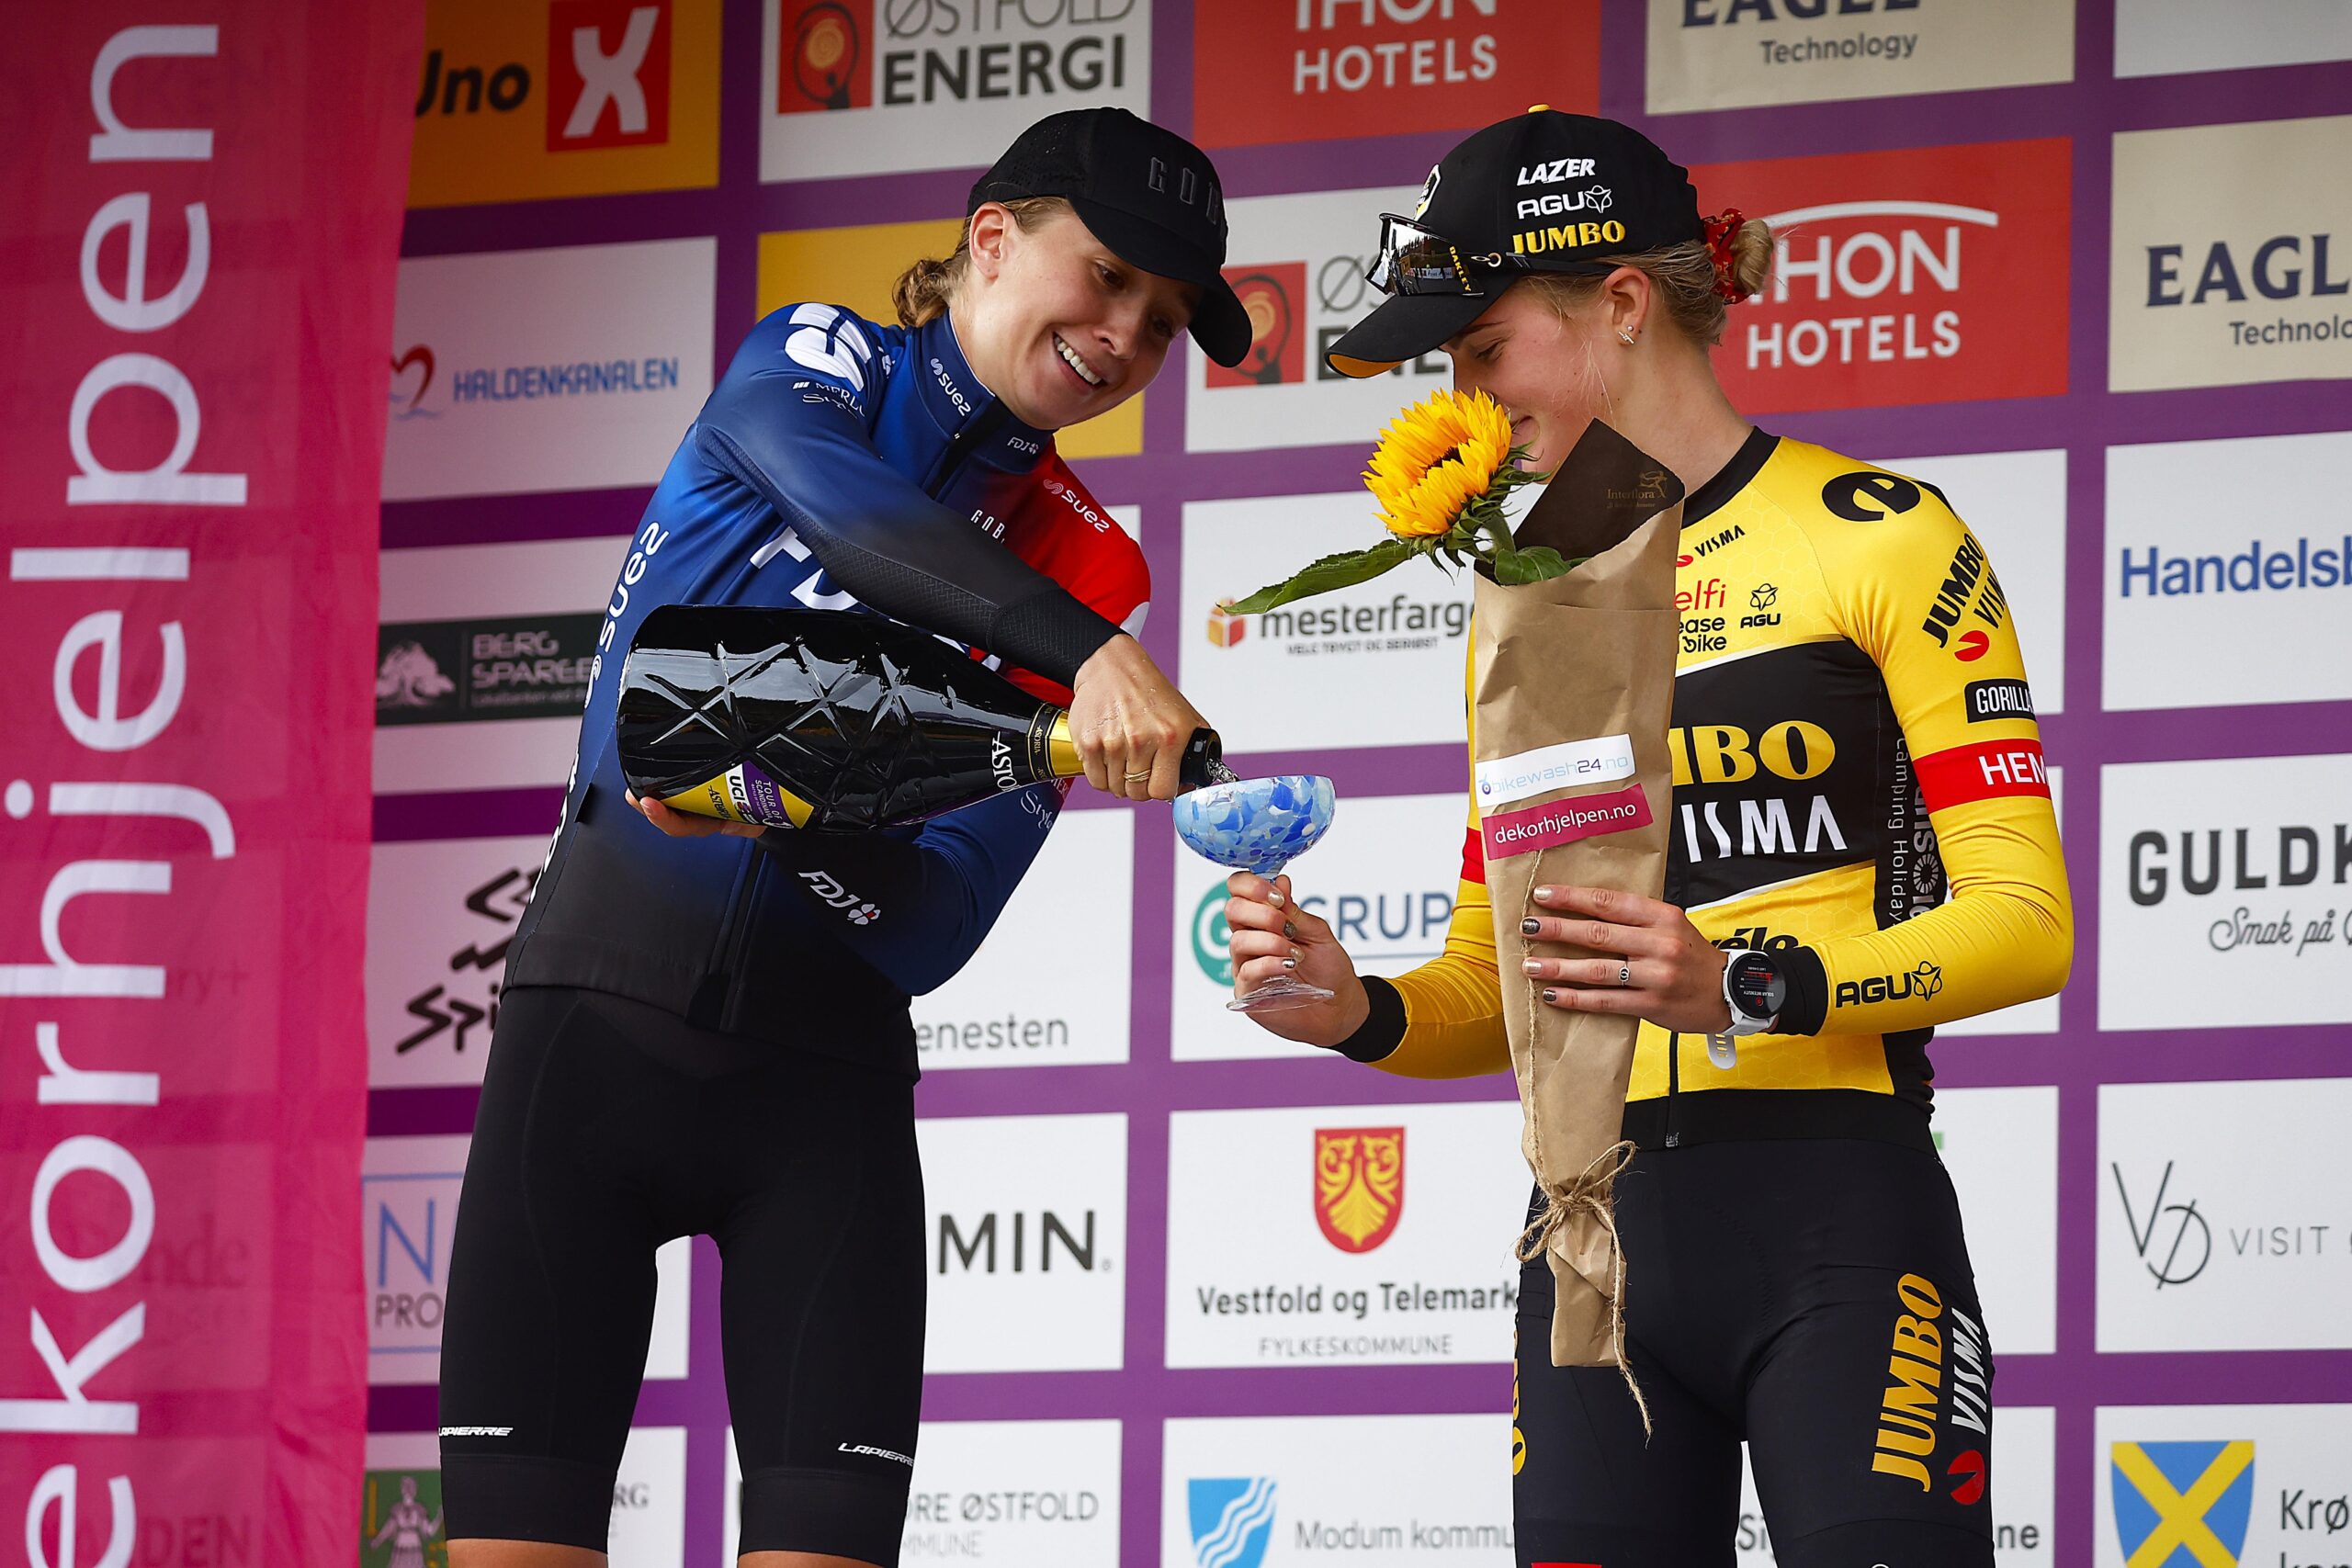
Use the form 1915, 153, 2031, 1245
1313, 1127, 1406, 1253
1189, 1477, 1277, 1568
2110, 1441, 2254, 1567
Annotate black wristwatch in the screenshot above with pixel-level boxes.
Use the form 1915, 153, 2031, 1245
1719, 947, 1788, 1038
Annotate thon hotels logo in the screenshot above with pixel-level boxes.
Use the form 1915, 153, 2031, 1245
2111, 1441, 2254, 1567
1188, 1477, 1276, 1568
1696, 139, 2069, 413
1313, 1127, 1404, 1253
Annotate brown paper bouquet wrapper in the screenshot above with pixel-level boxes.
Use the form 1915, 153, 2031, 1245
1472, 422, 1682, 1392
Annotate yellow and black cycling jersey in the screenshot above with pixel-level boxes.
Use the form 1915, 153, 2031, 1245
1337, 428, 2073, 1149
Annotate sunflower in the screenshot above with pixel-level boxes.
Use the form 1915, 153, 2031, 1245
1364, 388, 1515, 538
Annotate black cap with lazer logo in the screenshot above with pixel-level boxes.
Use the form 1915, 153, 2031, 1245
1327, 107, 1707, 378
972, 107, 1253, 368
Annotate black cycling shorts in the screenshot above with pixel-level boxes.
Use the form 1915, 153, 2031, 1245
437, 986, 925, 1562
1514, 1135, 1996, 1568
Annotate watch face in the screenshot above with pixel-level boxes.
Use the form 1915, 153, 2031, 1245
1727, 951, 1786, 1020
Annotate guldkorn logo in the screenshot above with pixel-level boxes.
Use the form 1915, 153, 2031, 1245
1314, 1126, 1405, 1253
1189, 1476, 1276, 1568
2110, 1440, 2253, 1568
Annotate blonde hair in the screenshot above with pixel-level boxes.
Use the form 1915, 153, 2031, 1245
1517, 218, 1776, 346
891, 197, 1075, 328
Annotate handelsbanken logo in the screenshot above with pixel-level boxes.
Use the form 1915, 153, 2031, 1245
779, 0, 870, 112
2110, 1440, 2252, 1567
1206, 264, 1306, 387
1189, 1476, 1276, 1568
1314, 1126, 1405, 1253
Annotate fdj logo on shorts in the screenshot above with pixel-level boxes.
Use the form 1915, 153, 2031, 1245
1188, 1477, 1277, 1568
2110, 1441, 2254, 1567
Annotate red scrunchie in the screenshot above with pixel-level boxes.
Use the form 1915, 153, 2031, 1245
1703, 209, 1751, 303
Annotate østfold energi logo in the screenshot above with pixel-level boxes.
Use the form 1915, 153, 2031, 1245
2110, 1440, 2253, 1567
1189, 1476, 1276, 1568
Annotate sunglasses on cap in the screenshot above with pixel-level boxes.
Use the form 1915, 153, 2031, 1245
1364, 212, 1547, 299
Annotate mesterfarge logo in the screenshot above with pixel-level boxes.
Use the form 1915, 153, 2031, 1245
1189, 1477, 1276, 1568
2110, 1440, 2252, 1567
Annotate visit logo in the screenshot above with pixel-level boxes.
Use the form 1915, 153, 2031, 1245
777, 0, 870, 112
2110, 1160, 2211, 1289
1313, 1126, 1406, 1253
2110, 1441, 2254, 1568
1206, 263, 1306, 388
1188, 1476, 1277, 1568
1696, 140, 2070, 413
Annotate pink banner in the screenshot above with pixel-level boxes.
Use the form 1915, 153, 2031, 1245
1478, 783, 1657, 863
1, 6, 417, 1564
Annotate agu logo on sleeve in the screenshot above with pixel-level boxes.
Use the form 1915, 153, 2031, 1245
1695, 140, 2070, 413
1313, 1126, 1406, 1253
2110, 1441, 2253, 1567
1188, 1477, 1277, 1568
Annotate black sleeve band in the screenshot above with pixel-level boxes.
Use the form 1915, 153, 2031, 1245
1332, 976, 1407, 1064
1779, 945, 1829, 1035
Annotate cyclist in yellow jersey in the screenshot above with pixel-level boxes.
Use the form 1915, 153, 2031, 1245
1224, 111, 2069, 1568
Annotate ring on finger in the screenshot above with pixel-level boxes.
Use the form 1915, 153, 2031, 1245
1124, 768, 1155, 784
1616, 961, 1632, 987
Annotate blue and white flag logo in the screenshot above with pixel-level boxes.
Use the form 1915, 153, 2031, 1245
2110, 1440, 2253, 1567
1188, 1476, 1276, 1568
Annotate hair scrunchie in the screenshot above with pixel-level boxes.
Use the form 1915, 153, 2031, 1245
1702, 209, 1752, 303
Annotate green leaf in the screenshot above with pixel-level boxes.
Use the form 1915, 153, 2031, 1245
1487, 543, 1588, 586
1223, 537, 1415, 615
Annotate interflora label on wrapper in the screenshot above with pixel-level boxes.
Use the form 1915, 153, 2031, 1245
1693, 140, 2070, 413
759, 0, 1152, 181
1191, 0, 1596, 151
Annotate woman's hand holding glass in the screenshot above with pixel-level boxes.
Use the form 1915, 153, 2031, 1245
1221, 872, 1371, 1043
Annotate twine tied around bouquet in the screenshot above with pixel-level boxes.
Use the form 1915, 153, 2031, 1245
1513, 1136, 1650, 1437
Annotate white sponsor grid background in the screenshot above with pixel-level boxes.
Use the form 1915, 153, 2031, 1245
2092, 1403, 2352, 1567
2098, 1079, 2352, 1352
1737, 1407, 2056, 1566
364, 3, 2352, 1562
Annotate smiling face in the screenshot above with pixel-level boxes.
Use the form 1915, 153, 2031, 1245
956, 204, 1201, 432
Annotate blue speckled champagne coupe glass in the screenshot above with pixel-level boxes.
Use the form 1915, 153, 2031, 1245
1172, 774, 1339, 1013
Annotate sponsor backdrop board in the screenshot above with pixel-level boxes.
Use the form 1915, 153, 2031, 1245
364, 6, 2352, 1565
2092, 1403, 2352, 1568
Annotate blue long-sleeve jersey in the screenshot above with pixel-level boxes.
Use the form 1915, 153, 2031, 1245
505, 303, 1150, 1075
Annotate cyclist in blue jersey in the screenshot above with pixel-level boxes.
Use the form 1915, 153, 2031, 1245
436, 108, 1251, 1568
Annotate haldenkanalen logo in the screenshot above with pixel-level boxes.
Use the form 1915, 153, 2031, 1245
390, 345, 438, 420
1189, 1476, 1277, 1568
1313, 1126, 1405, 1254
2110, 1440, 2253, 1567
779, 0, 870, 112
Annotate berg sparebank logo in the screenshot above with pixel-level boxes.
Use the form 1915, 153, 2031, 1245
2110, 1441, 2254, 1568
1189, 1477, 1277, 1568
1693, 139, 2071, 413
761, 0, 1151, 181
409, 0, 719, 207
1190, 0, 1595, 151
